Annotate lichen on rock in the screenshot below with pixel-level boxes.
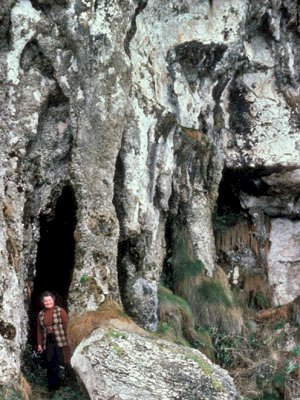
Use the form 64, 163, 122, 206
71, 325, 239, 400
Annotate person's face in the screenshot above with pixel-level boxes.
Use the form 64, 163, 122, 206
42, 296, 55, 309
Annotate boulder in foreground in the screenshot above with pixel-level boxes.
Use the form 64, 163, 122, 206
71, 325, 239, 400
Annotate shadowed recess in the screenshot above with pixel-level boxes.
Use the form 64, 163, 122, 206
31, 185, 77, 314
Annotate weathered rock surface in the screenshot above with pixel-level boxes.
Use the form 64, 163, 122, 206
71, 327, 238, 400
1, 0, 300, 393
268, 218, 300, 305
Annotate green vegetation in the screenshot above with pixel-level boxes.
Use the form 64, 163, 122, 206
156, 320, 189, 347
105, 329, 127, 340
284, 360, 298, 375
112, 344, 125, 357
79, 274, 90, 284
211, 378, 223, 392
247, 332, 259, 350
173, 258, 204, 281
186, 353, 212, 375
165, 222, 243, 333
206, 328, 245, 369
191, 327, 214, 360
157, 286, 214, 357
160, 222, 299, 400
197, 280, 232, 308
254, 291, 270, 310
157, 286, 193, 342
291, 346, 300, 356
272, 372, 285, 389
158, 285, 193, 316
171, 226, 204, 284
158, 321, 170, 335
273, 321, 285, 330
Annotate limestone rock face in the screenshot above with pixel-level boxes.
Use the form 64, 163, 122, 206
71, 327, 238, 400
268, 219, 300, 305
1, 0, 300, 391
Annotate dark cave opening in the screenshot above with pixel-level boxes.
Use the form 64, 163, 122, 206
161, 214, 175, 291
213, 167, 273, 307
213, 166, 274, 230
29, 185, 77, 344
213, 167, 261, 270
214, 168, 243, 218
115, 239, 128, 308
113, 149, 127, 309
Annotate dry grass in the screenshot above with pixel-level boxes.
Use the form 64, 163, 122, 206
215, 221, 260, 257
232, 360, 269, 399
158, 298, 189, 343
230, 296, 300, 399
20, 375, 32, 400
181, 127, 203, 141
68, 300, 146, 350
158, 286, 193, 339
256, 303, 291, 322
243, 274, 268, 295
215, 214, 271, 257
240, 274, 272, 311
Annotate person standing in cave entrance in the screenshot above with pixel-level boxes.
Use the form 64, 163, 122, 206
37, 291, 70, 392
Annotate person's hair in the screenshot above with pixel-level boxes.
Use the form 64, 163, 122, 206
40, 291, 56, 304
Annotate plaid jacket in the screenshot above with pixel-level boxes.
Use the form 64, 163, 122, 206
39, 306, 68, 348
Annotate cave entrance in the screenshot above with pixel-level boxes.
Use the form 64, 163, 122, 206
30, 185, 77, 322
213, 167, 273, 309
213, 166, 271, 237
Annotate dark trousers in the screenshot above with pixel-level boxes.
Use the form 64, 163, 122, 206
45, 333, 64, 390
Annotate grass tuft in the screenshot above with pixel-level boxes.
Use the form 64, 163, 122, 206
158, 285, 193, 316
197, 280, 232, 307
172, 266, 243, 334
171, 226, 204, 285
68, 300, 144, 350
157, 286, 214, 359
